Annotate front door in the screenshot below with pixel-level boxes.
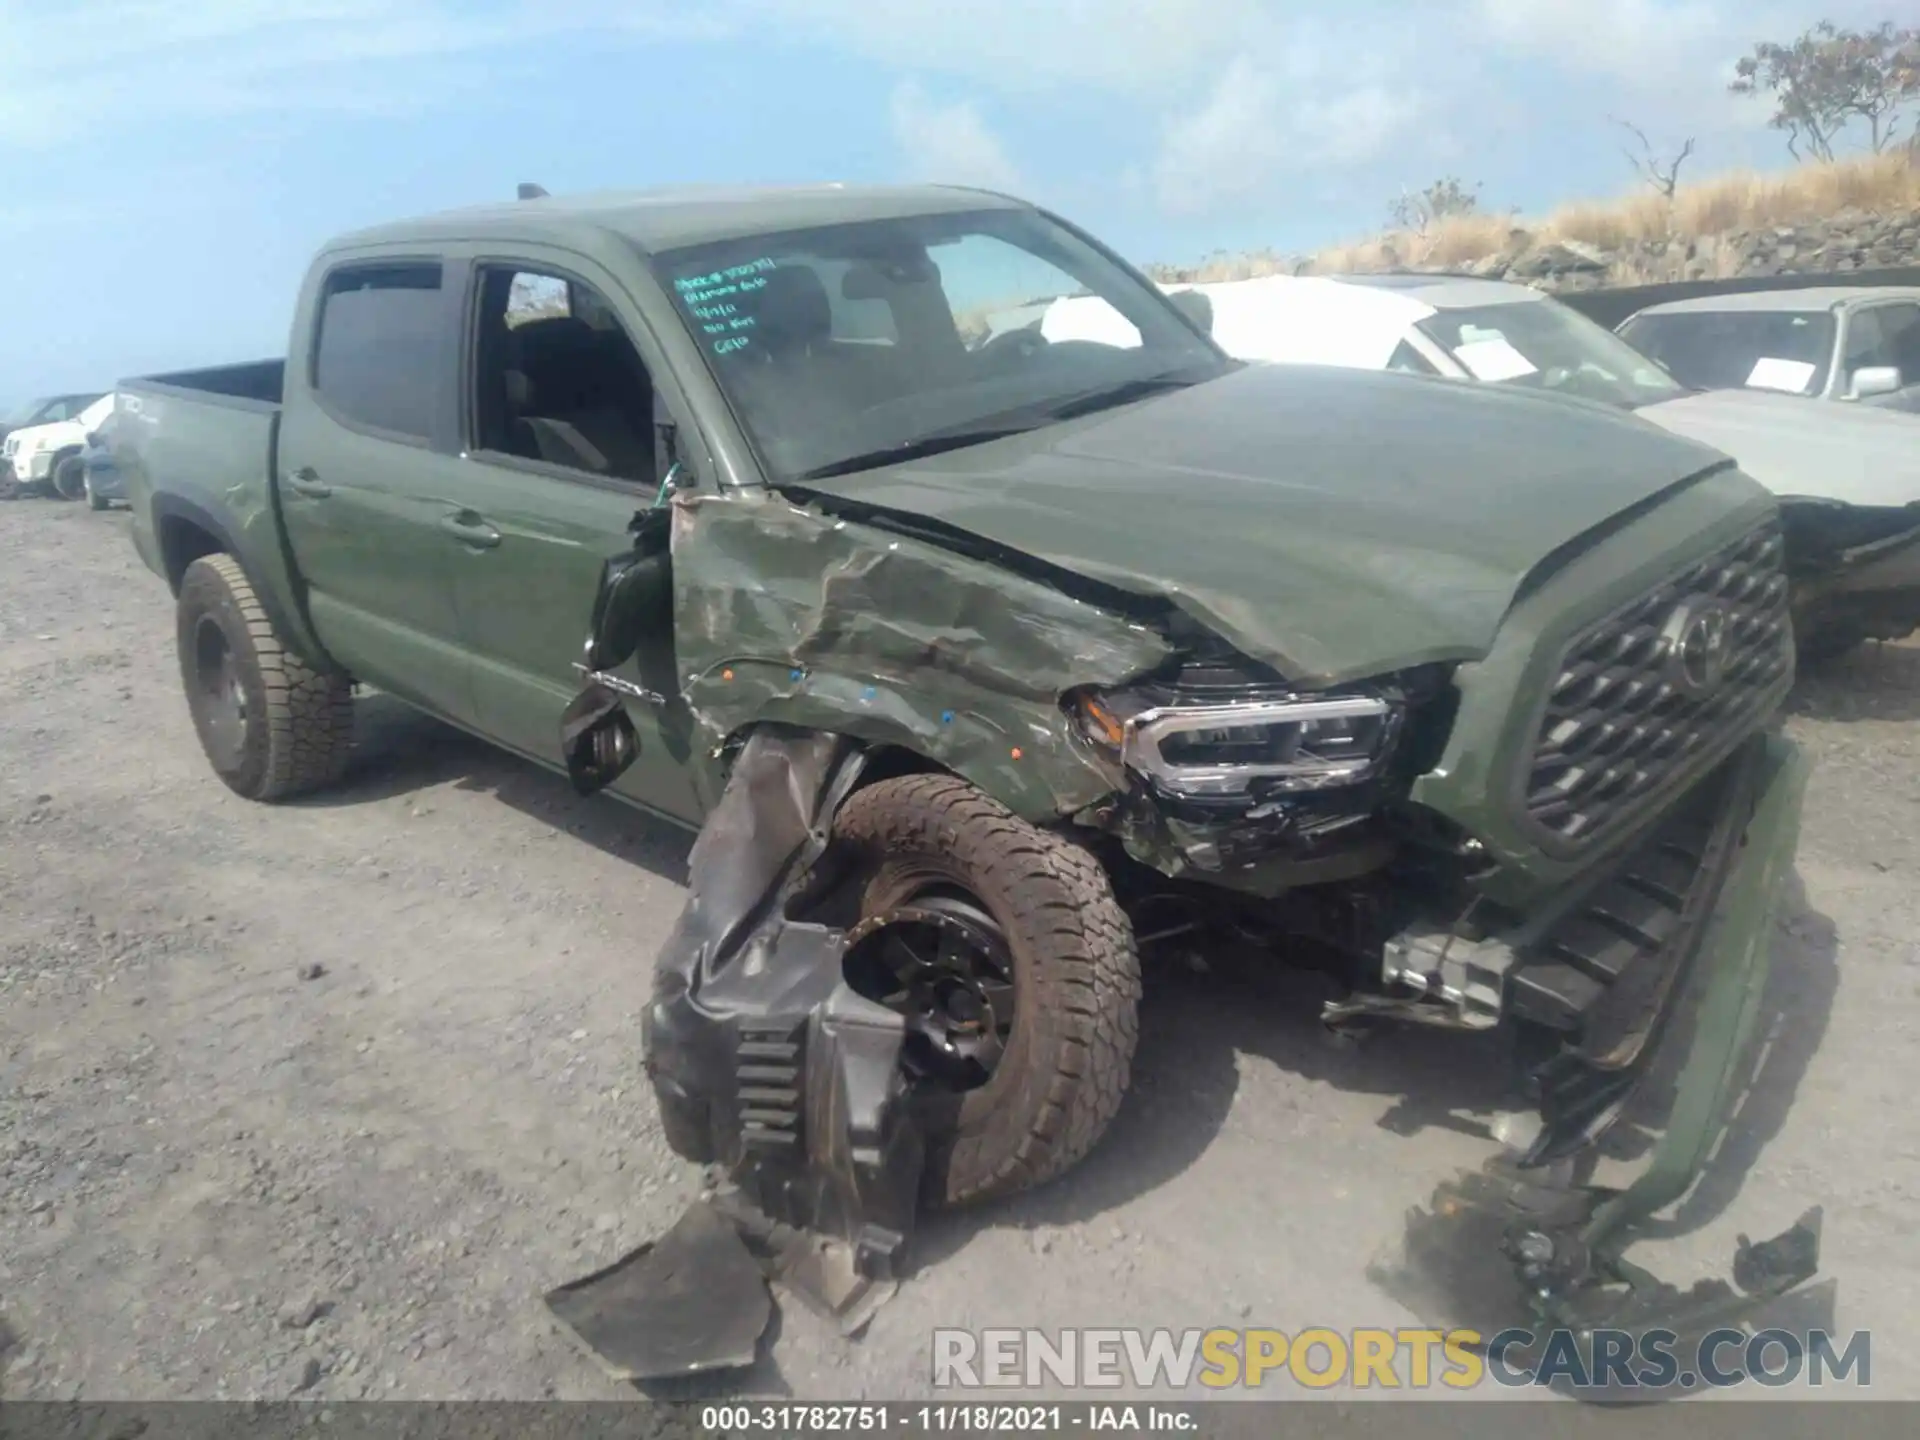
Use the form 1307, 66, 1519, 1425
275, 258, 478, 725
440, 257, 704, 825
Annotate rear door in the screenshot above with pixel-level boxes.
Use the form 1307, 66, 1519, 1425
436, 250, 705, 825
275, 257, 480, 726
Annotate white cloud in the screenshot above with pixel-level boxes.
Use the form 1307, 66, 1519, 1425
0, 1, 721, 146
1470, 0, 1910, 132
743, 0, 1273, 100
888, 82, 1022, 191
1147, 32, 1424, 216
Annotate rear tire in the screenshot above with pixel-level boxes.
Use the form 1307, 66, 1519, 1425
831, 773, 1141, 1208
175, 554, 354, 801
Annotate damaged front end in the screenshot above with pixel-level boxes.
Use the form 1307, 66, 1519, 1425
545, 482, 1824, 1388
1781, 497, 1920, 652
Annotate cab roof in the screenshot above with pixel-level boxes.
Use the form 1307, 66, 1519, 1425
327, 183, 1030, 257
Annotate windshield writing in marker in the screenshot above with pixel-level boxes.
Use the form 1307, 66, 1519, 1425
674, 258, 776, 357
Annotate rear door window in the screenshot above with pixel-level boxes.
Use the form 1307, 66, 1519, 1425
312, 263, 446, 439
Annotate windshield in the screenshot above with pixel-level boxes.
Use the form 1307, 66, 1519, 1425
1616, 309, 1836, 397
652, 207, 1231, 480
1415, 299, 1687, 409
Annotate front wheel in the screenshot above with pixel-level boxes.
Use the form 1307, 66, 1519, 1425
831, 774, 1141, 1208
175, 554, 355, 800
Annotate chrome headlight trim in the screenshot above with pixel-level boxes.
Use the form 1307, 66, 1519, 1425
1117, 694, 1398, 798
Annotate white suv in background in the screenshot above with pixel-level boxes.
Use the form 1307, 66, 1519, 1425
2, 393, 115, 501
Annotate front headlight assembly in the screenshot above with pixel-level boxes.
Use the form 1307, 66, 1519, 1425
1073, 686, 1402, 800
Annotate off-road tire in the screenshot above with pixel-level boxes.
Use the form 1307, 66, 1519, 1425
85, 474, 110, 511
51, 454, 86, 501
176, 554, 354, 801
831, 773, 1141, 1208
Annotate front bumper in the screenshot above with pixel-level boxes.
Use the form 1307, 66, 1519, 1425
1374, 732, 1820, 1344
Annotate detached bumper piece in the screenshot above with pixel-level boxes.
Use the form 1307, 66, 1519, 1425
544, 728, 932, 1384
1370, 734, 1823, 1366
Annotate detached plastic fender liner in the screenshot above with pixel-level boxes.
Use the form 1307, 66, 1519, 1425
544, 724, 928, 1380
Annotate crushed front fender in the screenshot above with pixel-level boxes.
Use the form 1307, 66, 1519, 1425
667, 488, 1170, 821
1370, 733, 1822, 1363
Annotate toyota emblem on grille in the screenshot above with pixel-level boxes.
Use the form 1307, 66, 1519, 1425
1660, 599, 1732, 697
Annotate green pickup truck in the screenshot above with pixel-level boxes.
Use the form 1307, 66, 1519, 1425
117, 184, 1814, 1327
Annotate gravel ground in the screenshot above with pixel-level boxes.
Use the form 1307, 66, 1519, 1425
2, 497, 1916, 1402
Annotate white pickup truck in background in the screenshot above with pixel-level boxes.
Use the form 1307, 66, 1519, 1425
2, 392, 115, 501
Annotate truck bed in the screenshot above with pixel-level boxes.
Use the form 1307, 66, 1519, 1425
119, 358, 327, 661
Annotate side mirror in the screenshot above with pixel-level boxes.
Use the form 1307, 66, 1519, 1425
1849, 365, 1903, 399
1167, 288, 1214, 336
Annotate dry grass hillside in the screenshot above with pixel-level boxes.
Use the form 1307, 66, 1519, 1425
1176, 150, 1920, 283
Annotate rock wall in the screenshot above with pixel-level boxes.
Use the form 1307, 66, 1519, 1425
1159, 207, 1920, 293
1480, 209, 1920, 292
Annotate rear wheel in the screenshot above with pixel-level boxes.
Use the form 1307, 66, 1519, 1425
831, 774, 1141, 1208
85, 473, 110, 510
175, 554, 354, 801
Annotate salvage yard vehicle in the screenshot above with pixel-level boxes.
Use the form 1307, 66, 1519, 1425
116, 183, 1819, 1360
1, 391, 107, 500
1123, 272, 1920, 663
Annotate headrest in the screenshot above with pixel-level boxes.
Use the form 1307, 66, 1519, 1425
751, 265, 832, 352
509, 315, 597, 368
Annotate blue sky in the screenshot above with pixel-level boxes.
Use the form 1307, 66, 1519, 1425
0, 0, 1906, 405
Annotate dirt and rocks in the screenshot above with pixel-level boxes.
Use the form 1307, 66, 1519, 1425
3, 498, 1918, 1401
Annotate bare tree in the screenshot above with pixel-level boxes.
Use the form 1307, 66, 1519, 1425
1612, 116, 1696, 199
1387, 177, 1481, 235
1730, 20, 1920, 160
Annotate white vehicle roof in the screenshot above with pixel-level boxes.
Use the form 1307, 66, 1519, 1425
1630, 286, 1920, 318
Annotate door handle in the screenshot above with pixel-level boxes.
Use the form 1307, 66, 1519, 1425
440, 512, 502, 548
284, 466, 331, 498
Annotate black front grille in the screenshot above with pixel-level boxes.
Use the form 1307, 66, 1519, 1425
1523, 521, 1790, 845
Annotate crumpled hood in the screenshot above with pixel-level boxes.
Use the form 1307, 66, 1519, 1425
797, 363, 1741, 686
1637, 387, 1920, 509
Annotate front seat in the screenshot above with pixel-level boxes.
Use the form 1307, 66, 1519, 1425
509, 324, 655, 484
